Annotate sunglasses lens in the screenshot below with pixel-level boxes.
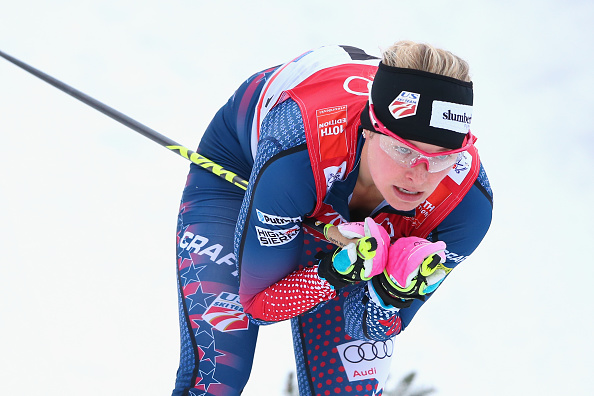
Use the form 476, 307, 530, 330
378, 135, 459, 173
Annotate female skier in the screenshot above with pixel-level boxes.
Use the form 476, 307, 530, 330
172, 41, 493, 396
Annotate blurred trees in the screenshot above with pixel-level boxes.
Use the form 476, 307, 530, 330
283, 371, 436, 395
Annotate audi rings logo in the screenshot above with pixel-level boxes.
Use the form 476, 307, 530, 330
342, 340, 394, 363
337, 339, 394, 382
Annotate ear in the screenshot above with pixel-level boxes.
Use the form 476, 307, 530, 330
363, 129, 375, 139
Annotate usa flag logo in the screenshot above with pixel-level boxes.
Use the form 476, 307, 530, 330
388, 91, 420, 120
202, 293, 250, 331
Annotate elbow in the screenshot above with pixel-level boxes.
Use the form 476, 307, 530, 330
239, 290, 272, 323
239, 290, 257, 318
240, 294, 279, 325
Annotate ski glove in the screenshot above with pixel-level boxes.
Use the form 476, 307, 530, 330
317, 218, 390, 290
369, 237, 450, 309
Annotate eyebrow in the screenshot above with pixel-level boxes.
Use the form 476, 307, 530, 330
404, 139, 451, 154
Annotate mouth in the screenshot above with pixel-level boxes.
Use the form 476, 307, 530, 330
393, 186, 423, 202
396, 186, 420, 195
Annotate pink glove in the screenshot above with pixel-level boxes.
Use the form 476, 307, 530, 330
368, 237, 450, 309
333, 217, 390, 278
386, 237, 447, 290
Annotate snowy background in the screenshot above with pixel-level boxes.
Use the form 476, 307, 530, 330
1, 1, 593, 395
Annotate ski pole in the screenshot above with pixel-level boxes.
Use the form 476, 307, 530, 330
0, 49, 352, 247
0, 49, 249, 191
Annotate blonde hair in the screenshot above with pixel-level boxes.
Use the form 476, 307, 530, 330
382, 40, 471, 82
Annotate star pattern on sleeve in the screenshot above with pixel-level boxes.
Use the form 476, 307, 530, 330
196, 367, 221, 391
186, 284, 216, 311
199, 340, 225, 365
192, 318, 214, 339
179, 263, 207, 287
178, 245, 194, 262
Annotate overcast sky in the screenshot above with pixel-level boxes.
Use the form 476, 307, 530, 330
1, 1, 593, 395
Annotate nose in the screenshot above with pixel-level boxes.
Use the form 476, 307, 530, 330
406, 158, 429, 182
410, 156, 430, 170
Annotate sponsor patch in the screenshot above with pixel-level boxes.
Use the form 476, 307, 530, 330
430, 100, 472, 134
323, 161, 346, 189
388, 91, 420, 120
316, 105, 348, 161
256, 209, 301, 226
447, 150, 472, 185
202, 292, 249, 332
255, 225, 300, 246
336, 339, 393, 386
410, 183, 451, 228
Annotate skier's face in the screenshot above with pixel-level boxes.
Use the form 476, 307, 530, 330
365, 131, 452, 211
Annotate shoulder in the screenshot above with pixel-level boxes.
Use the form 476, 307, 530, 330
434, 163, 493, 258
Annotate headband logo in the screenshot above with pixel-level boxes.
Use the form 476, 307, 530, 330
430, 101, 473, 134
388, 91, 420, 120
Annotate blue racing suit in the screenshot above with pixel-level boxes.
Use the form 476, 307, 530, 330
172, 45, 493, 396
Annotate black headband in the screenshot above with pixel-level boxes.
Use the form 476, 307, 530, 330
360, 63, 474, 149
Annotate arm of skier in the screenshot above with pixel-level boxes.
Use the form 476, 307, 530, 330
344, 171, 494, 340
233, 96, 340, 323
241, 216, 391, 323
236, 98, 390, 323
236, 146, 339, 322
